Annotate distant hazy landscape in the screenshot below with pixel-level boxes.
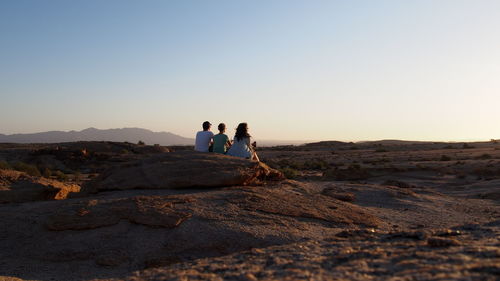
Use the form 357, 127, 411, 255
0, 128, 193, 146
0, 128, 312, 147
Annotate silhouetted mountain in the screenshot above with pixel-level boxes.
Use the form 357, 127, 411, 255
0, 128, 194, 146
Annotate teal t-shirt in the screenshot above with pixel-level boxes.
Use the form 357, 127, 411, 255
213, 134, 229, 154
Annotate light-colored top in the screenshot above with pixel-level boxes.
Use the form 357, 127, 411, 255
213, 133, 229, 154
227, 136, 252, 158
194, 130, 214, 152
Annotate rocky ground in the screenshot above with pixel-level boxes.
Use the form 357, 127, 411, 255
99, 222, 499, 281
0, 141, 498, 281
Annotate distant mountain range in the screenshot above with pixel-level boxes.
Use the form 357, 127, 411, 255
0, 128, 194, 146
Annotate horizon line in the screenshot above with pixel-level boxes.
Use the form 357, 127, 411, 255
0, 127, 497, 144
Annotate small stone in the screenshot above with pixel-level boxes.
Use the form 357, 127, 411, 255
239, 273, 258, 281
435, 229, 461, 237
427, 237, 461, 247
251, 248, 265, 254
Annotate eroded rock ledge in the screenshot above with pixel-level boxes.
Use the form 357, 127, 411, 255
0, 169, 80, 203
82, 151, 283, 193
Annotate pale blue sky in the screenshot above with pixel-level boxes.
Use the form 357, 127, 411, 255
1, 0, 499, 141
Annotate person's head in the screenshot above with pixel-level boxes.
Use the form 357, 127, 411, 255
235, 122, 250, 141
218, 123, 226, 133
202, 121, 211, 131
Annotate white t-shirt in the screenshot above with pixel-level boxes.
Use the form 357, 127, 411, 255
194, 131, 214, 152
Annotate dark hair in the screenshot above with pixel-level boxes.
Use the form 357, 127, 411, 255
202, 121, 211, 130
218, 123, 226, 132
234, 123, 250, 141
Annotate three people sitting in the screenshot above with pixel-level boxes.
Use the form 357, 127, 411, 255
194, 121, 259, 161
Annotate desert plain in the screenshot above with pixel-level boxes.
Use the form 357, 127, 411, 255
0, 140, 499, 280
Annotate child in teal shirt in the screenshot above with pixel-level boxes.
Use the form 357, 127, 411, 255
212, 123, 232, 154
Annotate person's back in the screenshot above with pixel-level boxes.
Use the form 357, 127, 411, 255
227, 136, 252, 158
194, 121, 214, 152
212, 123, 231, 154
213, 134, 229, 153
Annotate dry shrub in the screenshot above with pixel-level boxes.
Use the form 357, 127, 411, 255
323, 164, 371, 181
462, 143, 475, 149
12, 162, 41, 177
476, 154, 492, 160
440, 155, 451, 161
0, 161, 10, 170
279, 167, 299, 179
383, 179, 415, 188
473, 167, 500, 179
304, 158, 329, 170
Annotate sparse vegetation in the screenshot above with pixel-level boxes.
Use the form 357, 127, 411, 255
473, 166, 500, 179
12, 162, 41, 176
440, 155, 451, 161
74, 171, 82, 181
137, 140, 145, 145
416, 164, 427, 170
383, 179, 415, 188
476, 154, 492, 160
323, 164, 370, 181
462, 143, 474, 149
303, 158, 329, 170
271, 158, 329, 171
42, 167, 52, 178
53, 170, 68, 181
0, 161, 10, 170
279, 167, 299, 179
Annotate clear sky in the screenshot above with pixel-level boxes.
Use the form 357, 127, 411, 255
1, 0, 499, 142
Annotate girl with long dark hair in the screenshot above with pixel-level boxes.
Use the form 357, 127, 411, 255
227, 123, 259, 161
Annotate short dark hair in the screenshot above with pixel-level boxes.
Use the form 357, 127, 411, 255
202, 121, 211, 130
218, 123, 226, 132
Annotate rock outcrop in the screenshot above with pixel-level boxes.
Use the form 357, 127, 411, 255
0, 181, 382, 281
0, 169, 80, 203
82, 151, 283, 193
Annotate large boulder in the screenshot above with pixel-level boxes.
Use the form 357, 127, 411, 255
0, 169, 80, 203
81, 151, 283, 193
